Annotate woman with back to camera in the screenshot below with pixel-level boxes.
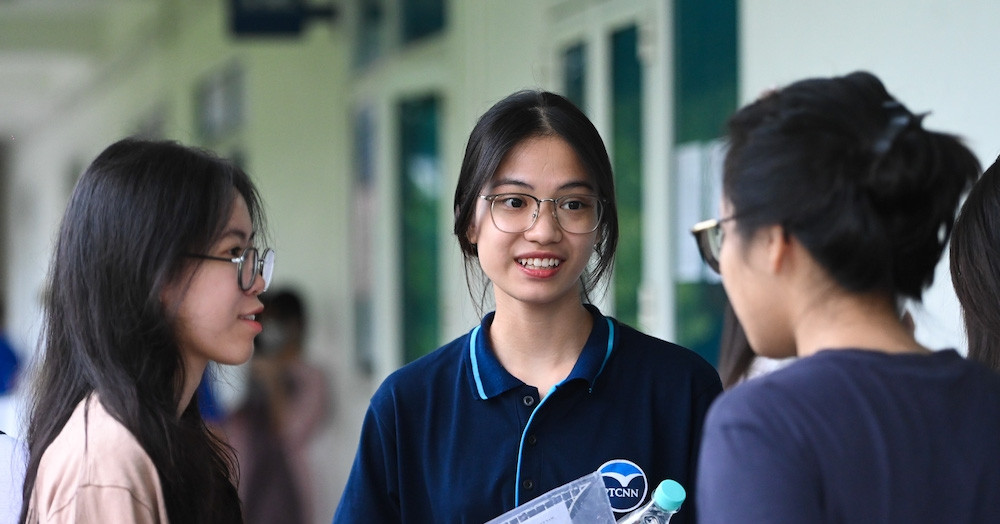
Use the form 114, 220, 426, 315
20, 138, 275, 523
334, 90, 722, 523
951, 154, 1000, 373
691, 71, 1000, 522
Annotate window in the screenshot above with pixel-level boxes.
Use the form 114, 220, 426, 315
402, 0, 445, 43
672, 0, 738, 365
355, 0, 446, 69
355, 0, 387, 68
562, 42, 587, 110
398, 95, 442, 362
611, 25, 643, 327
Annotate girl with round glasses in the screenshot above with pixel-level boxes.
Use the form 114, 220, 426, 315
335, 90, 722, 523
20, 138, 273, 523
694, 71, 1000, 522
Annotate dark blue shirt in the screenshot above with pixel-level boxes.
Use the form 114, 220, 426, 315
333, 306, 722, 523
697, 349, 1000, 523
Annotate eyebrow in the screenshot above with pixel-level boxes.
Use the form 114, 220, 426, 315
218, 228, 255, 243
489, 177, 595, 192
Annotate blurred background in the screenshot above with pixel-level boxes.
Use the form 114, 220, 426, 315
0, 0, 998, 522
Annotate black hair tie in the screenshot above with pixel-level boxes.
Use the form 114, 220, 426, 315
872, 100, 926, 156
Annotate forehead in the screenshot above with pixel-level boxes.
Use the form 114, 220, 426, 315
218, 194, 253, 241
489, 135, 591, 189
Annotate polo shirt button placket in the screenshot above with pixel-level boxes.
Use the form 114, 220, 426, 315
522, 395, 535, 407
522, 479, 534, 491
527, 434, 537, 446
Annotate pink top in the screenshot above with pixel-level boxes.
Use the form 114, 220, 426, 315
27, 395, 168, 523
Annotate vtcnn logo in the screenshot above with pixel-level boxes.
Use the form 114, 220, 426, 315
599, 459, 648, 513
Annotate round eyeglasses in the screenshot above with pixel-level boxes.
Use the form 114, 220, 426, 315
188, 247, 275, 292
690, 217, 734, 274
480, 193, 603, 234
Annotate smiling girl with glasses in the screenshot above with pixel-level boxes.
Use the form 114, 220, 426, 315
334, 91, 722, 523
20, 138, 273, 523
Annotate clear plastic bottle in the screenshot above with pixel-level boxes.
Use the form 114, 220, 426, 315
616, 479, 686, 524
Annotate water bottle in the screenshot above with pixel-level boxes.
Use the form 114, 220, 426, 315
616, 479, 686, 523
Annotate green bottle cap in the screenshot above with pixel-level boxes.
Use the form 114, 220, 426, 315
652, 479, 686, 512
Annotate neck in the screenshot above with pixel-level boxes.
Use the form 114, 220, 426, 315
177, 355, 208, 418
488, 297, 593, 397
794, 289, 927, 357
763, 237, 928, 358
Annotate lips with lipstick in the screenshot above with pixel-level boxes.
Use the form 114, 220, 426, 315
241, 311, 263, 336
518, 257, 562, 269
240, 307, 263, 324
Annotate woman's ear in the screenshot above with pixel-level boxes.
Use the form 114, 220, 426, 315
160, 279, 181, 317
460, 204, 481, 245
765, 224, 791, 274
466, 220, 479, 245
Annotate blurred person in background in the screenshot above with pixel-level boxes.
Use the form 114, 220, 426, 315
0, 300, 22, 433
225, 288, 329, 524
0, 300, 25, 521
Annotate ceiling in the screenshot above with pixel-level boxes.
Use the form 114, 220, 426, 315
0, 0, 163, 135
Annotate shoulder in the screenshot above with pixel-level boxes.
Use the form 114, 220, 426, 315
698, 368, 818, 478
610, 320, 721, 385
704, 351, 919, 430
614, 321, 710, 363
369, 333, 469, 405
709, 355, 835, 413
707, 370, 796, 425
81, 397, 155, 463
32, 396, 165, 520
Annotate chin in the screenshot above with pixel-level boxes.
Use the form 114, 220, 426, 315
219, 346, 255, 366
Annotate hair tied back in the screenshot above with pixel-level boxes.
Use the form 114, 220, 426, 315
872, 100, 928, 156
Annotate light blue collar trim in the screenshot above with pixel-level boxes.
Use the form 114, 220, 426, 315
469, 325, 488, 400
592, 318, 615, 390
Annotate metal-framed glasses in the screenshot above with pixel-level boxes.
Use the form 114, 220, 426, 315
480, 193, 603, 234
187, 247, 275, 292
690, 217, 734, 274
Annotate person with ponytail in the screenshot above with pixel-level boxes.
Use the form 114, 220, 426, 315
20, 138, 274, 523
690, 71, 1000, 522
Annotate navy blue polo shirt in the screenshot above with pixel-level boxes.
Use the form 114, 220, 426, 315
333, 305, 722, 524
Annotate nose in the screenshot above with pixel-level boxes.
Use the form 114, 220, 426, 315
247, 263, 267, 296
524, 199, 562, 243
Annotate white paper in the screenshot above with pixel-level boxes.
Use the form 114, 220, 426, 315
518, 503, 572, 524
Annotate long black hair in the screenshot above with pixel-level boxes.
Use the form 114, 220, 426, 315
453, 90, 619, 311
724, 71, 979, 302
951, 155, 1000, 372
716, 303, 756, 388
21, 137, 266, 523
